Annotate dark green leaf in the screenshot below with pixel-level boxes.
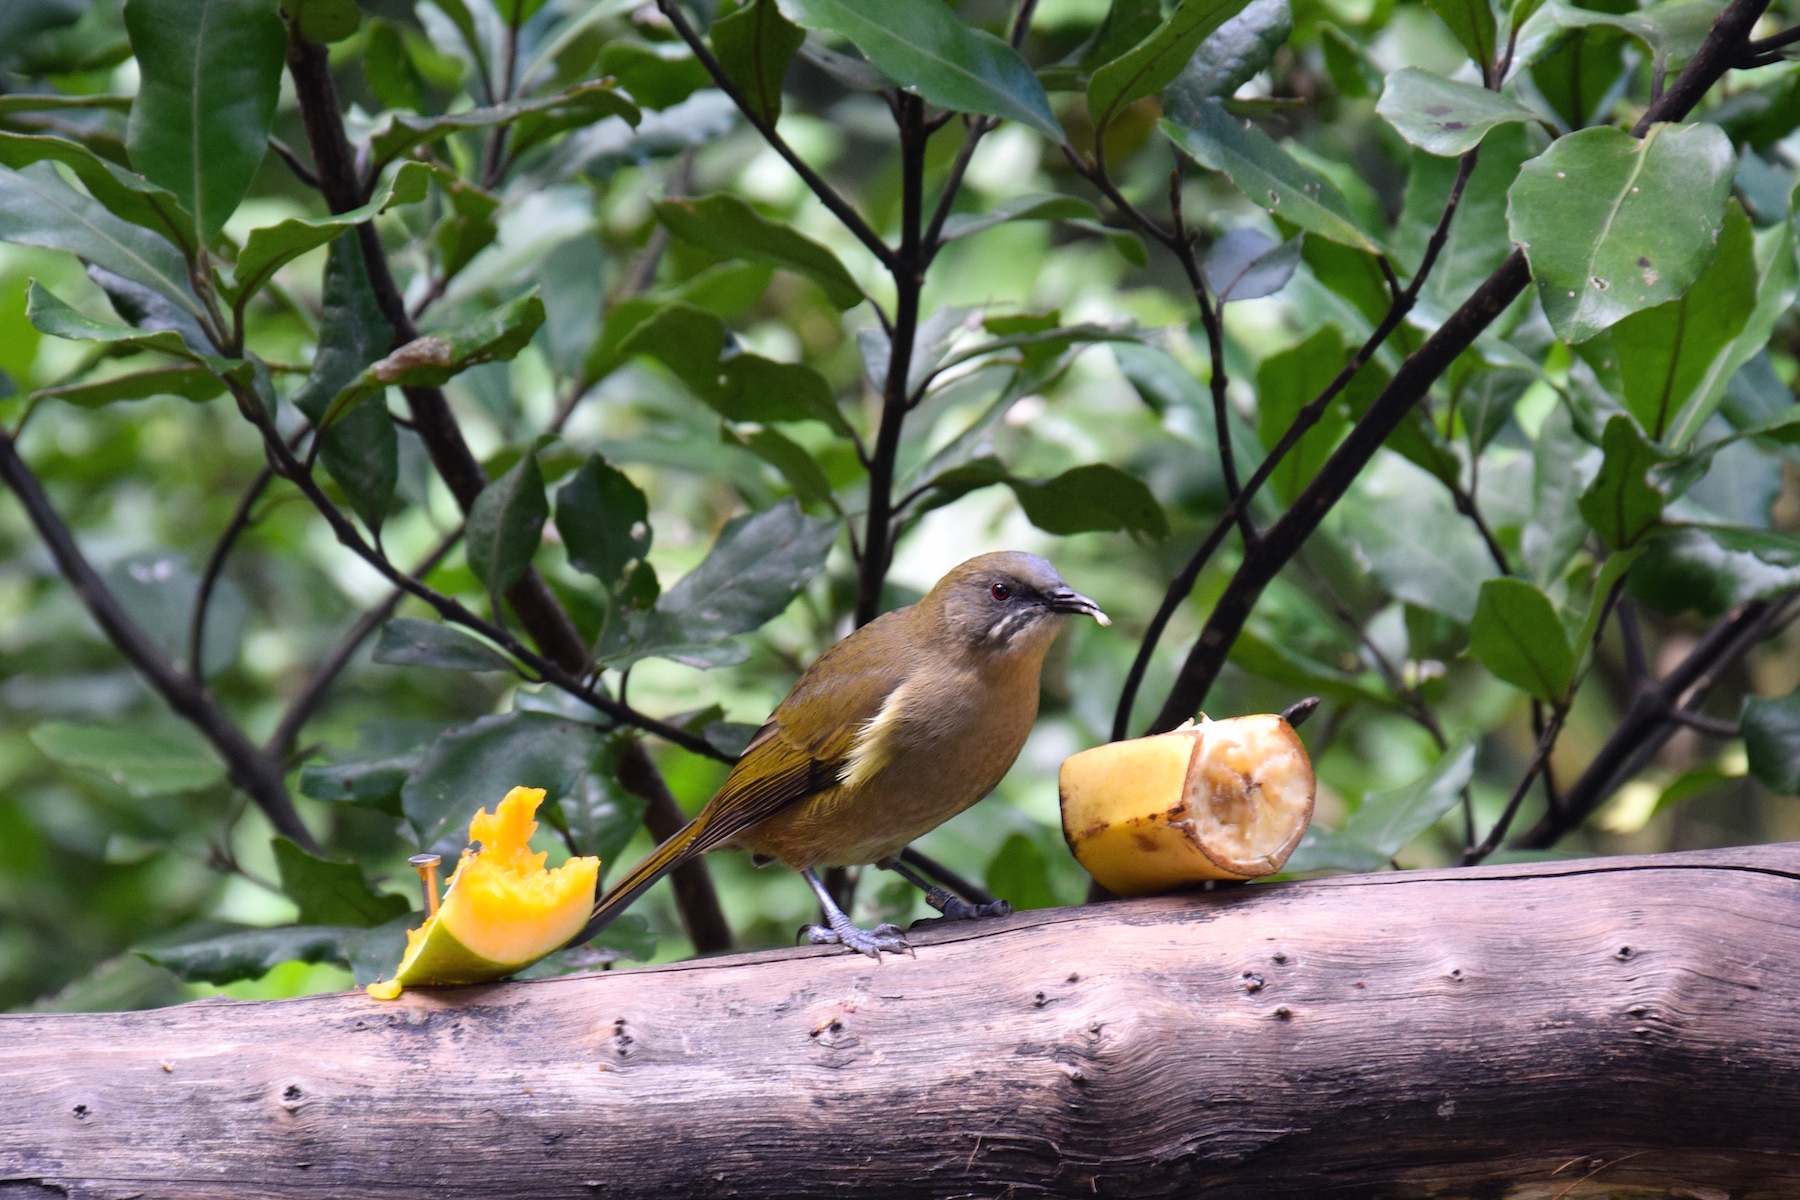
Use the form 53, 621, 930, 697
402, 710, 603, 851
29, 721, 224, 797
1320, 23, 1381, 98
609, 499, 838, 668
100, 550, 247, 677
1256, 326, 1350, 502
1376, 68, 1538, 157
1393, 123, 1531, 320
1578, 414, 1668, 549
1229, 630, 1396, 706
466, 451, 549, 597
32, 364, 224, 408
373, 618, 517, 673
1342, 737, 1477, 856
917, 457, 1169, 537
1521, 403, 1597, 586
25, 280, 192, 359
556, 454, 652, 591
711, 0, 806, 125
291, 238, 400, 533
1281, 825, 1392, 873
319, 291, 546, 429
1089, 0, 1253, 128
272, 836, 411, 928
1424, 0, 1497, 73
0, 166, 203, 320
937, 193, 1100, 242
538, 233, 605, 379
123, 0, 287, 244
724, 424, 839, 511
1202, 228, 1301, 302
1469, 577, 1575, 701
288, 0, 360, 42
365, 20, 429, 113
1507, 121, 1736, 344
1627, 526, 1800, 617
599, 40, 712, 110
782, 0, 1063, 139
557, 737, 646, 873
1163, 101, 1383, 253
655, 194, 863, 310
1340, 460, 1498, 622
1743, 689, 1800, 794
135, 923, 369, 985
230, 161, 427, 306
620, 303, 850, 433
298, 756, 417, 814
1545, 0, 1720, 76
1611, 201, 1756, 442
0, 131, 196, 255
367, 82, 640, 170
985, 832, 1060, 910
1162, 0, 1291, 118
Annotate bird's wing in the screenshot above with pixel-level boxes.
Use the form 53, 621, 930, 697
688, 616, 915, 853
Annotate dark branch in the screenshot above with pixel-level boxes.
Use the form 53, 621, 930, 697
189, 466, 274, 683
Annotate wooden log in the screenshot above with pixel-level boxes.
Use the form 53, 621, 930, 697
4, 844, 1799, 1198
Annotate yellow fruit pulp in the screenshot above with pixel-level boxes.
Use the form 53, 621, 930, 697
1060, 715, 1315, 897
366, 786, 599, 998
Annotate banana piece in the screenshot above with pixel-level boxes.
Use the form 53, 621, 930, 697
1059, 714, 1315, 897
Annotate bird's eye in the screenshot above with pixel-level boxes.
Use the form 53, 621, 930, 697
990, 582, 1011, 602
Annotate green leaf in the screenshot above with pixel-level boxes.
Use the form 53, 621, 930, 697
1393, 123, 1532, 320
1341, 459, 1499, 622
373, 618, 517, 673
0, 166, 203, 320
1521, 402, 1598, 586
608, 498, 838, 668
780, 0, 1063, 139
101, 549, 247, 677
1375, 68, 1537, 157
1571, 544, 1647, 667
366, 82, 640, 171
298, 756, 417, 814
24, 280, 192, 358
985, 832, 1061, 910
654, 194, 863, 310
0, 131, 197, 256
465, 451, 548, 597
123, 0, 287, 244
724, 423, 839, 511
318, 291, 546, 430
1611, 201, 1755, 442
135, 923, 374, 985
938, 193, 1100, 242
1506, 122, 1736, 344
1229, 629, 1397, 707
1202, 227, 1301, 301
288, 0, 360, 42
1342, 737, 1477, 856
620, 303, 850, 434
1162, 0, 1291, 118
230, 161, 428, 306
555, 454, 652, 591
712, 0, 806, 126
599, 40, 712, 111
1088, 0, 1252, 129
916, 457, 1169, 537
1320, 23, 1381, 99
1469, 577, 1575, 701
1163, 101, 1383, 254
272, 837, 411, 928
32, 364, 224, 408
1256, 326, 1353, 501
1424, 0, 1497, 74
401, 710, 603, 851
1578, 414, 1668, 549
1627, 526, 1800, 617
291, 238, 399, 533
1543, 0, 1720, 76
550, 736, 647, 873
1281, 826, 1392, 873
29, 722, 224, 797
365, 20, 429, 113
1743, 688, 1800, 794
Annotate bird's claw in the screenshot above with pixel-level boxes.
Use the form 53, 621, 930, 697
799, 919, 913, 959
918, 886, 1011, 923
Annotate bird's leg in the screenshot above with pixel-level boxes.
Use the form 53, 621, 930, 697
799, 868, 912, 959
880, 853, 1012, 923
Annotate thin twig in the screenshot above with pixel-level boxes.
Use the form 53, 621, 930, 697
188, 466, 274, 683
269, 136, 320, 190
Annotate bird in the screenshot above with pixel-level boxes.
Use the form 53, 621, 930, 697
576, 551, 1109, 957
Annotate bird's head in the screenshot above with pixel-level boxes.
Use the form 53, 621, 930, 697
926, 551, 1109, 653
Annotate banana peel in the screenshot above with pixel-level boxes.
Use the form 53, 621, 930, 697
1060, 714, 1315, 897
366, 786, 599, 999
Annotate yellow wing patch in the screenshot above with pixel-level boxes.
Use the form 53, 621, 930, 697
839, 680, 912, 793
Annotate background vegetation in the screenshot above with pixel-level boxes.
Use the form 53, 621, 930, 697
3, 0, 1798, 1013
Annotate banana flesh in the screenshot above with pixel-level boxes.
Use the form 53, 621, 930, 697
1059, 714, 1315, 897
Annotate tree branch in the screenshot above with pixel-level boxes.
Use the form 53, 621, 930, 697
0, 425, 316, 852
189, 466, 274, 683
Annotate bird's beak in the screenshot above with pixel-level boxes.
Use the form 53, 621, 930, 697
1048, 588, 1111, 626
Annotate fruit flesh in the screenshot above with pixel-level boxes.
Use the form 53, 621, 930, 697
366, 786, 599, 998
1060, 715, 1315, 897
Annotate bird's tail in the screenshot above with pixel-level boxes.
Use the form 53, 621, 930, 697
569, 816, 708, 946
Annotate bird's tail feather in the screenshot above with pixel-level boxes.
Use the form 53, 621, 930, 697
570, 817, 707, 946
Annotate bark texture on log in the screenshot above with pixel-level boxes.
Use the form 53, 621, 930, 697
3, 845, 1799, 1199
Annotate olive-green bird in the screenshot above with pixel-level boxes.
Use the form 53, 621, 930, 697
578, 551, 1108, 956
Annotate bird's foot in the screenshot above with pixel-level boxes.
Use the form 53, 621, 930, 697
799, 916, 912, 959
921, 885, 1011, 922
